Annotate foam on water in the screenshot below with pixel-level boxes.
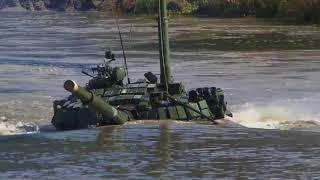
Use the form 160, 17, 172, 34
231, 102, 320, 130
0, 121, 39, 135
0, 95, 55, 136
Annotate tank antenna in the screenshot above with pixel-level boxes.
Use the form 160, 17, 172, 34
111, 1, 131, 84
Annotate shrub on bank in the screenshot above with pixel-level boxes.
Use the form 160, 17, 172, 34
254, 0, 281, 18
192, 0, 320, 24
192, 0, 281, 18
193, 0, 242, 17
135, 0, 158, 14
120, 0, 194, 15
277, 0, 320, 24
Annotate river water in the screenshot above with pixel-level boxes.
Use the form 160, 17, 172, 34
1, 11, 320, 179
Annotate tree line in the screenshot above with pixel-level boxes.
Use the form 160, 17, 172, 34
119, 0, 320, 24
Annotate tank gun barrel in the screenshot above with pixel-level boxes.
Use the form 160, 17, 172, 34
64, 80, 128, 125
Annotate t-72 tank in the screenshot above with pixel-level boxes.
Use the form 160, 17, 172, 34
51, 0, 233, 130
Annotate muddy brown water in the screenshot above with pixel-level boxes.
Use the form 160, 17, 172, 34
1, 11, 320, 179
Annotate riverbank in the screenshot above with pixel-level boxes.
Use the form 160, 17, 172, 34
0, 0, 320, 24
126, 0, 320, 24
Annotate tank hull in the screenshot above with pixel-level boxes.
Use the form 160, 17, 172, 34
52, 79, 232, 130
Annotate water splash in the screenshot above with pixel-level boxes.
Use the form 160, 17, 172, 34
0, 96, 52, 135
0, 121, 39, 135
231, 103, 320, 130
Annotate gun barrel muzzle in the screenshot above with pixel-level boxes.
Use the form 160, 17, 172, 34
64, 80, 79, 93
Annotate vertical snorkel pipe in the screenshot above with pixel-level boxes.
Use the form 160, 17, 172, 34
158, 0, 172, 92
158, 2, 165, 85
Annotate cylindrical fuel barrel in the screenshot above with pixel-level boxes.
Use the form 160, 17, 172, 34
64, 80, 128, 125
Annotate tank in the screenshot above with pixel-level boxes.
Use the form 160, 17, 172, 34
51, 0, 233, 130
